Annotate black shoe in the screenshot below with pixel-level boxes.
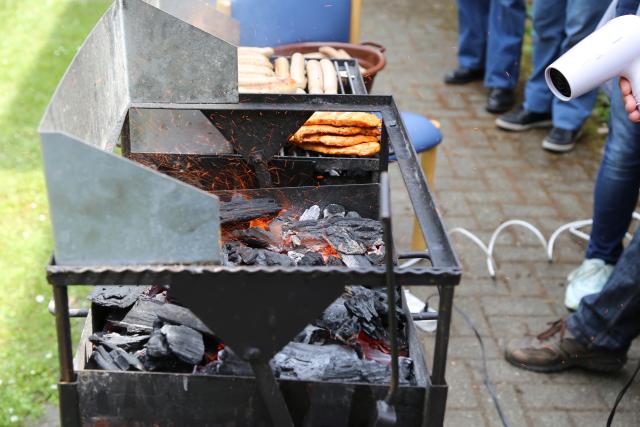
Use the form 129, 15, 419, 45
495, 105, 553, 131
486, 88, 515, 114
444, 67, 484, 85
542, 127, 582, 153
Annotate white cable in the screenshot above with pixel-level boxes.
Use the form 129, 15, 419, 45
448, 227, 496, 277
486, 220, 548, 276
547, 219, 593, 261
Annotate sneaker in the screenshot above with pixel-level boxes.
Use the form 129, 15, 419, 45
542, 127, 582, 152
564, 259, 614, 311
495, 105, 552, 131
505, 319, 627, 373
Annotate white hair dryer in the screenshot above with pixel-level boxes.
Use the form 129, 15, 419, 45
545, 15, 640, 105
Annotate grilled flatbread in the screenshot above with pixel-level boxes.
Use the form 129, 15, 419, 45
295, 141, 380, 157
292, 125, 381, 138
305, 112, 382, 128
291, 134, 379, 146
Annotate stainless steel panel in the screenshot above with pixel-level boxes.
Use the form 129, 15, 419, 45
123, 0, 238, 105
141, 0, 240, 45
129, 108, 233, 154
41, 132, 222, 266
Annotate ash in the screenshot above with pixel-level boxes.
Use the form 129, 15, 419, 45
222, 199, 385, 268
87, 284, 415, 386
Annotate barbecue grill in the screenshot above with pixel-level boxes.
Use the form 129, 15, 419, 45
40, 1, 461, 426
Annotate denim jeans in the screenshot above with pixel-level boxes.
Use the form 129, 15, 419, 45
586, 81, 640, 264
523, 0, 609, 131
616, 0, 640, 15
567, 227, 640, 351
455, 0, 526, 89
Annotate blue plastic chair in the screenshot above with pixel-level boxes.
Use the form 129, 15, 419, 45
230, 0, 352, 46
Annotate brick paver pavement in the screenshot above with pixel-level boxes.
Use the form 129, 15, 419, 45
362, 0, 640, 426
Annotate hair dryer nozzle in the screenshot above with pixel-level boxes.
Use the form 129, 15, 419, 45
545, 15, 640, 104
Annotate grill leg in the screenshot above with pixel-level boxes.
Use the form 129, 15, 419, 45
426, 285, 455, 427
246, 349, 294, 427
53, 285, 80, 426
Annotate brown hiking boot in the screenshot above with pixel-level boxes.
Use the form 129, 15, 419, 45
505, 319, 627, 373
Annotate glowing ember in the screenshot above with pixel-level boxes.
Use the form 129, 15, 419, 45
248, 217, 273, 230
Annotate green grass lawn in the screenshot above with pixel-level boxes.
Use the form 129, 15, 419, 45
0, 1, 109, 424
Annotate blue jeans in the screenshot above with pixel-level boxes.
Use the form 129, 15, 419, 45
568, 227, 640, 351
523, 0, 609, 131
456, 0, 526, 89
586, 80, 640, 264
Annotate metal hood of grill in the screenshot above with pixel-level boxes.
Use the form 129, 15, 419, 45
38, 0, 240, 267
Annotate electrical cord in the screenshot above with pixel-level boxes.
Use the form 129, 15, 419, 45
453, 303, 512, 427
423, 293, 511, 427
607, 359, 640, 427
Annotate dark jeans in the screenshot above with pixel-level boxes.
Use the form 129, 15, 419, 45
568, 227, 640, 351
586, 81, 640, 264
455, 0, 526, 89
617, 0, 640, 15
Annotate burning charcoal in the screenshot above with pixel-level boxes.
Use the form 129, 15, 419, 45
299, 205, 321, 221
325, 227, 366, 255
117, 298, 213, 337
366, 252, 385, 266
323, 204, 346, 219
341, 254, 372, 269
294, 325, 330, 345
203, 348, 253, 377
298, 252, 325, 266
161, 325, 204, 365
260, 250, 294, 267
89, 332, 150, 352
235, 227, 279, 249
346, 211, 360, 218
89, 285, 147, 309
220, 196, 282, 225
156, 301, 214, 336
238, 246, 259, 265
315, 297, 360, 344
287, 251, 305, 264
91, 346, 121, 371
110, 347, 145, 371
326, 256, 343, 266
147, 329, 171, 359
344, 287, 379, 324
331, 217, 384, 247
272, 343, 360, 381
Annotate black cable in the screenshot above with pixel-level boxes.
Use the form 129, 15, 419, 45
453, 303, 512, 427
423, 293, 511, 427
607, 358, 640, 427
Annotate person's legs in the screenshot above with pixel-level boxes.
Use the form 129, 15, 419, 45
505, 228, 639, 372
484, 0, 526, 89
586, 79, 640, 264
456, 0, 490, 71
567, 227, 640, 351
522, 0, 566, 113
550, 0, 610, 131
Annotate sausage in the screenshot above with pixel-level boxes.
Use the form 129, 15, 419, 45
290, 53, 307, 89
274, 57, 290, 79
238, 55, 273, 68
238, 46, 274, 56
320, 59, 338, 94
336, 49, 352, 59
306, 60, 324, 94
319, 46, 342, 58
239, 64, 275, 76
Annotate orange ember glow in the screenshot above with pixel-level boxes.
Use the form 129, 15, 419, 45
320, 244, 341, 261
249, 217, 273, 230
